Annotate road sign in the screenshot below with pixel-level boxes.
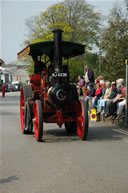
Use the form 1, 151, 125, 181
90, 108, 97, 121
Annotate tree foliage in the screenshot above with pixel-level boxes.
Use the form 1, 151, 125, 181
99, 6, 128, 81
21, 0, 102, 79
63, 0, 101, 47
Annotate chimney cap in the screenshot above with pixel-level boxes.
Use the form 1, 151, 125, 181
52, 29, 64, 33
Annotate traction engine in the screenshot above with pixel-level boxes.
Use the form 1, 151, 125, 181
18, 29, 89, 142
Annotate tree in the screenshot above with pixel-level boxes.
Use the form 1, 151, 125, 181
25, 0, 102, 45
25, 4, 73, 43
99, 6, 128, 81
63, 0, 102, 47
125, 0, 128, 11
23, 0, 102, 76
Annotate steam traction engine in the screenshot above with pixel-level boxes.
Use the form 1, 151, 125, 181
18, 29, 89, 142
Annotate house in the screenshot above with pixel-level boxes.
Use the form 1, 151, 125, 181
6, 67, 30, 82
0, 66, 29, 86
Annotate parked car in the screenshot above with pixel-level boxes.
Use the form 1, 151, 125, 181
5, 83, 12, 92
10, 81, 21, 91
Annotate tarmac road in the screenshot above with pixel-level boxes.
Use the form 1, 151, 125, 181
0, 92, 128, 193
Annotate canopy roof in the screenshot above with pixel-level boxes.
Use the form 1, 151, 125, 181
17, 41, 86, 60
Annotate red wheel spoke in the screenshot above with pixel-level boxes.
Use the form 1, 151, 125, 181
20, 87, 25, 132
33, 100, 43, 142
77, 100, 88, 140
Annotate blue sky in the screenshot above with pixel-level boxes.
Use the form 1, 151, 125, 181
0, 0, 125, 64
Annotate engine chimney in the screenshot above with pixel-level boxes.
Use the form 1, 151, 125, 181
53, 29, 63, 84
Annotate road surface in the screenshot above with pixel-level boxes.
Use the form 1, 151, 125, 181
0, 92, 128, 193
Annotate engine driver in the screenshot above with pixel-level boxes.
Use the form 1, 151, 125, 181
33, 56, 46, 74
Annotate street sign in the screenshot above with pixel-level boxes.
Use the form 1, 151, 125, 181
90, 108, 97, 121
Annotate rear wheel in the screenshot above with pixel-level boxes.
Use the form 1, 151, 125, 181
65, 122, 77, 134
24, 85, 33, 133
20, 85, 29, 134
77, 100, 89, 140
33, 100, 43, 142
24, 101, 33, 134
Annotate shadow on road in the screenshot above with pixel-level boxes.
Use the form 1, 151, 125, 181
88, 125, 123, 142
31, 124, 124, 143
0, 175, 19, 184
37, 129, 79, 143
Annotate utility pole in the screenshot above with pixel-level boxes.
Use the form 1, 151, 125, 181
125, 59, 128, 129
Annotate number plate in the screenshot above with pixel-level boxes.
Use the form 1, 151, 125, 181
52, 72, 67, 77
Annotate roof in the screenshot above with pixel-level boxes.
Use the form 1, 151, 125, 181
17, 41, 86, 60
0, 67, 12, 74
6, 67, 17, 74
0, 59, 4, 66
12, 68, 28, 76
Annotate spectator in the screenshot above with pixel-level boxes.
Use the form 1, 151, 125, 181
116, 78, 124, 86
77, 75, 85, 96
104, 82, 112, 99
97, 81, 112, 114
104, 82, 122, 118
109, 84, 126, 120
116, 99, 126, 120
96, 76, 104, 84
92, 83, 102, 108
82, 84, 89, 98
100, 80, 106, 99
83, 83, 95, 100
87, 83, 96, 98
85, 65, 94, 85
33, 56, 46, 74
2, 84, 6, 97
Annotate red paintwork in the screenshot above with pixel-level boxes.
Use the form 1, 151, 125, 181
77, 101, 84, 139
20, 72, 84, 140
41, 100, 78, 126
33, 101, 39, 140
43, 110, 76, 126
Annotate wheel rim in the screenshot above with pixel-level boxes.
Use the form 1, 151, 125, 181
77, 101, 84, 139
33, 102, 39, 140
20, 87, 25, 132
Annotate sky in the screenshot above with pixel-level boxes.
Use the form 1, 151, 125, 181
0, 0, 126, 64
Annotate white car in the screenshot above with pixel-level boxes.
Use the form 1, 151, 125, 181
11, 81, 21, 91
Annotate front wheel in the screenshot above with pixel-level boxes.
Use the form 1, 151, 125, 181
77, 100, 89, 140
33, 100, 43, 142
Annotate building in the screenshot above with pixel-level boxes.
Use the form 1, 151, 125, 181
6, 67, 29, 82
0, 59, 4, 66
0, 66, 29, 85
0, 67, 12, 85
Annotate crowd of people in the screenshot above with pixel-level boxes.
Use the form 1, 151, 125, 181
77, 65, 126, 121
